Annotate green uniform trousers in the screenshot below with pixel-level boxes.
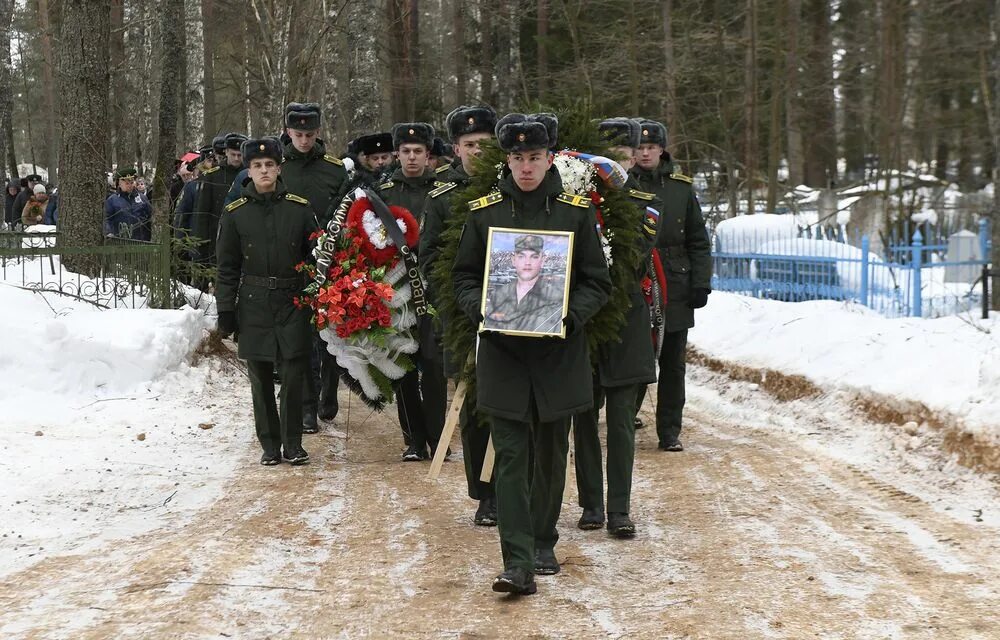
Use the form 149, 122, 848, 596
655, 329, 688, 446
491, 413, 571, 572
461, 403, 494, 500
247, 356, 308, 453
573, 383, 639, 514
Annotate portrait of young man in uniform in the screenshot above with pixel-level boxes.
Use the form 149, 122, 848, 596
481, 231, 571, 337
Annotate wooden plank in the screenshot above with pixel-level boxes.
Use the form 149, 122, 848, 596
427, 379, 467, 480
480, 435, 495, 483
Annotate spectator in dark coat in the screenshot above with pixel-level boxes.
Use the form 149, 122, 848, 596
43, 189, 58, 226
11, 174, 41, 228
104, 167, 153, 241
4, 179, 21, 228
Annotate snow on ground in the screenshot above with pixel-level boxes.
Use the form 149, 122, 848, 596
0, 283, 248, 578
691, 292, 1000, 444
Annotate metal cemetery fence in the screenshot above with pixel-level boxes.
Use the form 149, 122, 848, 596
0, 231, 173, 309
711, 215, 991, 318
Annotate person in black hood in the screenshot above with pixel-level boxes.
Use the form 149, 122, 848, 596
10, 174, 41, 229
4, 179, 21, 228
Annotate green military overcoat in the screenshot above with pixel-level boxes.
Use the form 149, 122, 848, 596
595, 182, 660, 387
629, 156, 712, 332
452, 169, 613, 422
216, 179, 318, 362
280, 140, 349, 226
191, 163, 241, 262
377, 167, 438, 225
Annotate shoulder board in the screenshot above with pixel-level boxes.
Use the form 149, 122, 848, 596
435, 164, 451, 174
468, 192, 503, 211
556, 192, 591, 208
429, 182, 458, 198
378, 181, 394, 191
285, 193, 310, 205
323, 154, 344, 166
224, 197, 247, 212
628, 188, 655, 201
669, 172, 693, 184
203, 166, 220, 175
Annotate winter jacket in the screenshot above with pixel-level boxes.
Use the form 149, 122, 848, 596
104, 189, 153, 241
43, 193, 58, 226
4, 180, 21, 227
21, 194, 49, 226
280, 140, 349, 226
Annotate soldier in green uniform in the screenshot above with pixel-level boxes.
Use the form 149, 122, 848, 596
629, 119, 712, 452
420, 105, 499, 526
216, 137, 318, 466
189, 132, 247, 288
483, 234, 566, 335
379, 122, 447, 462
453, 113, 612, 595
280, 102, 351, 433
573, 117, 660, 537
353, 132, 394, 185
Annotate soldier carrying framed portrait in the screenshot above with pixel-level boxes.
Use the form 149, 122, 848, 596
479, 227, 574, 338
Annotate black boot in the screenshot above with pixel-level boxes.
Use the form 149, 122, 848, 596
260, 449, 281, 466
577, 508, 605, 530
302, 411, 319, 434
474, 496, 497, 526
491, 567, 537, 595
318, 398, 338, 421
607, 512, 636, 538
658, 439, 683, 452
283, 445, 310, 465
533, 548, 560, 575
401, 445, 426, 461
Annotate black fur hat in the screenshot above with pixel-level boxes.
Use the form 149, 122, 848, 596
430, 137, 447, 157
240, 137, 283, 165
599, 117, 641, 149
225, 132, 249, 151
285, 102, 321, 130
391, 122, 435, 150
638, 119, 668, 147
356, 132, 393, 156
495, 113, 558, 153
212, 135, 227, 155
445, 105, 498, 142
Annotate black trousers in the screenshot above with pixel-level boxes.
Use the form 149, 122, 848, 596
303, 333, 340, 422
655, 329, 688, 446
396, 315, 447, 452
247, 356, 308, 454
461, 403, 494, 500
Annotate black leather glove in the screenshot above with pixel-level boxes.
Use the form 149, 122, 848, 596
217, 311, 238, 337
562, 312, 582, 338
688, 287, 711, 309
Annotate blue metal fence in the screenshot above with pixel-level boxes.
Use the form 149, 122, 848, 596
711, 215, 991, 318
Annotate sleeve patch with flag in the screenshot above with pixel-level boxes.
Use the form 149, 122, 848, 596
642, 206, 660, 239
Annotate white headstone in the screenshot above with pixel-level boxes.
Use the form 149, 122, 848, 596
945, 230, 980, 284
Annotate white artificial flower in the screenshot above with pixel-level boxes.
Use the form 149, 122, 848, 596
361, 209, 408, 250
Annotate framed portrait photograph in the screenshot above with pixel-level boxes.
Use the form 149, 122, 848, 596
479, 227, 574, 338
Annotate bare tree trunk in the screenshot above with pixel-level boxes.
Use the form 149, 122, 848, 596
743, 0, 758, 212
153, 0, 183, 241
109, 0, 126, 166
877, 0, 905, 173
662, 0, 678, 151
765, 0, 785, 214
37, 0, 58, 180
0, 0, 15, 179
802, 0, 837, 187
537, 0, 547, 100
201, 0, 216, 138
785, 0, 803, 186
346, 0, 382, 138
57, 0, 111, 267
453, 0, 466, 105
479, 0, 494, 105
839, 0, 867, 180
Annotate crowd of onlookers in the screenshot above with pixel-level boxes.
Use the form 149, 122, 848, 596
2, 173, 58, 230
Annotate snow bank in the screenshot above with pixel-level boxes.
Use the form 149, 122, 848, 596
690, 292, 1000, 443
0, 284, 205, 424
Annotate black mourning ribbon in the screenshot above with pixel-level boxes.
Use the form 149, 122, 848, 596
362, 188, 428, 317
